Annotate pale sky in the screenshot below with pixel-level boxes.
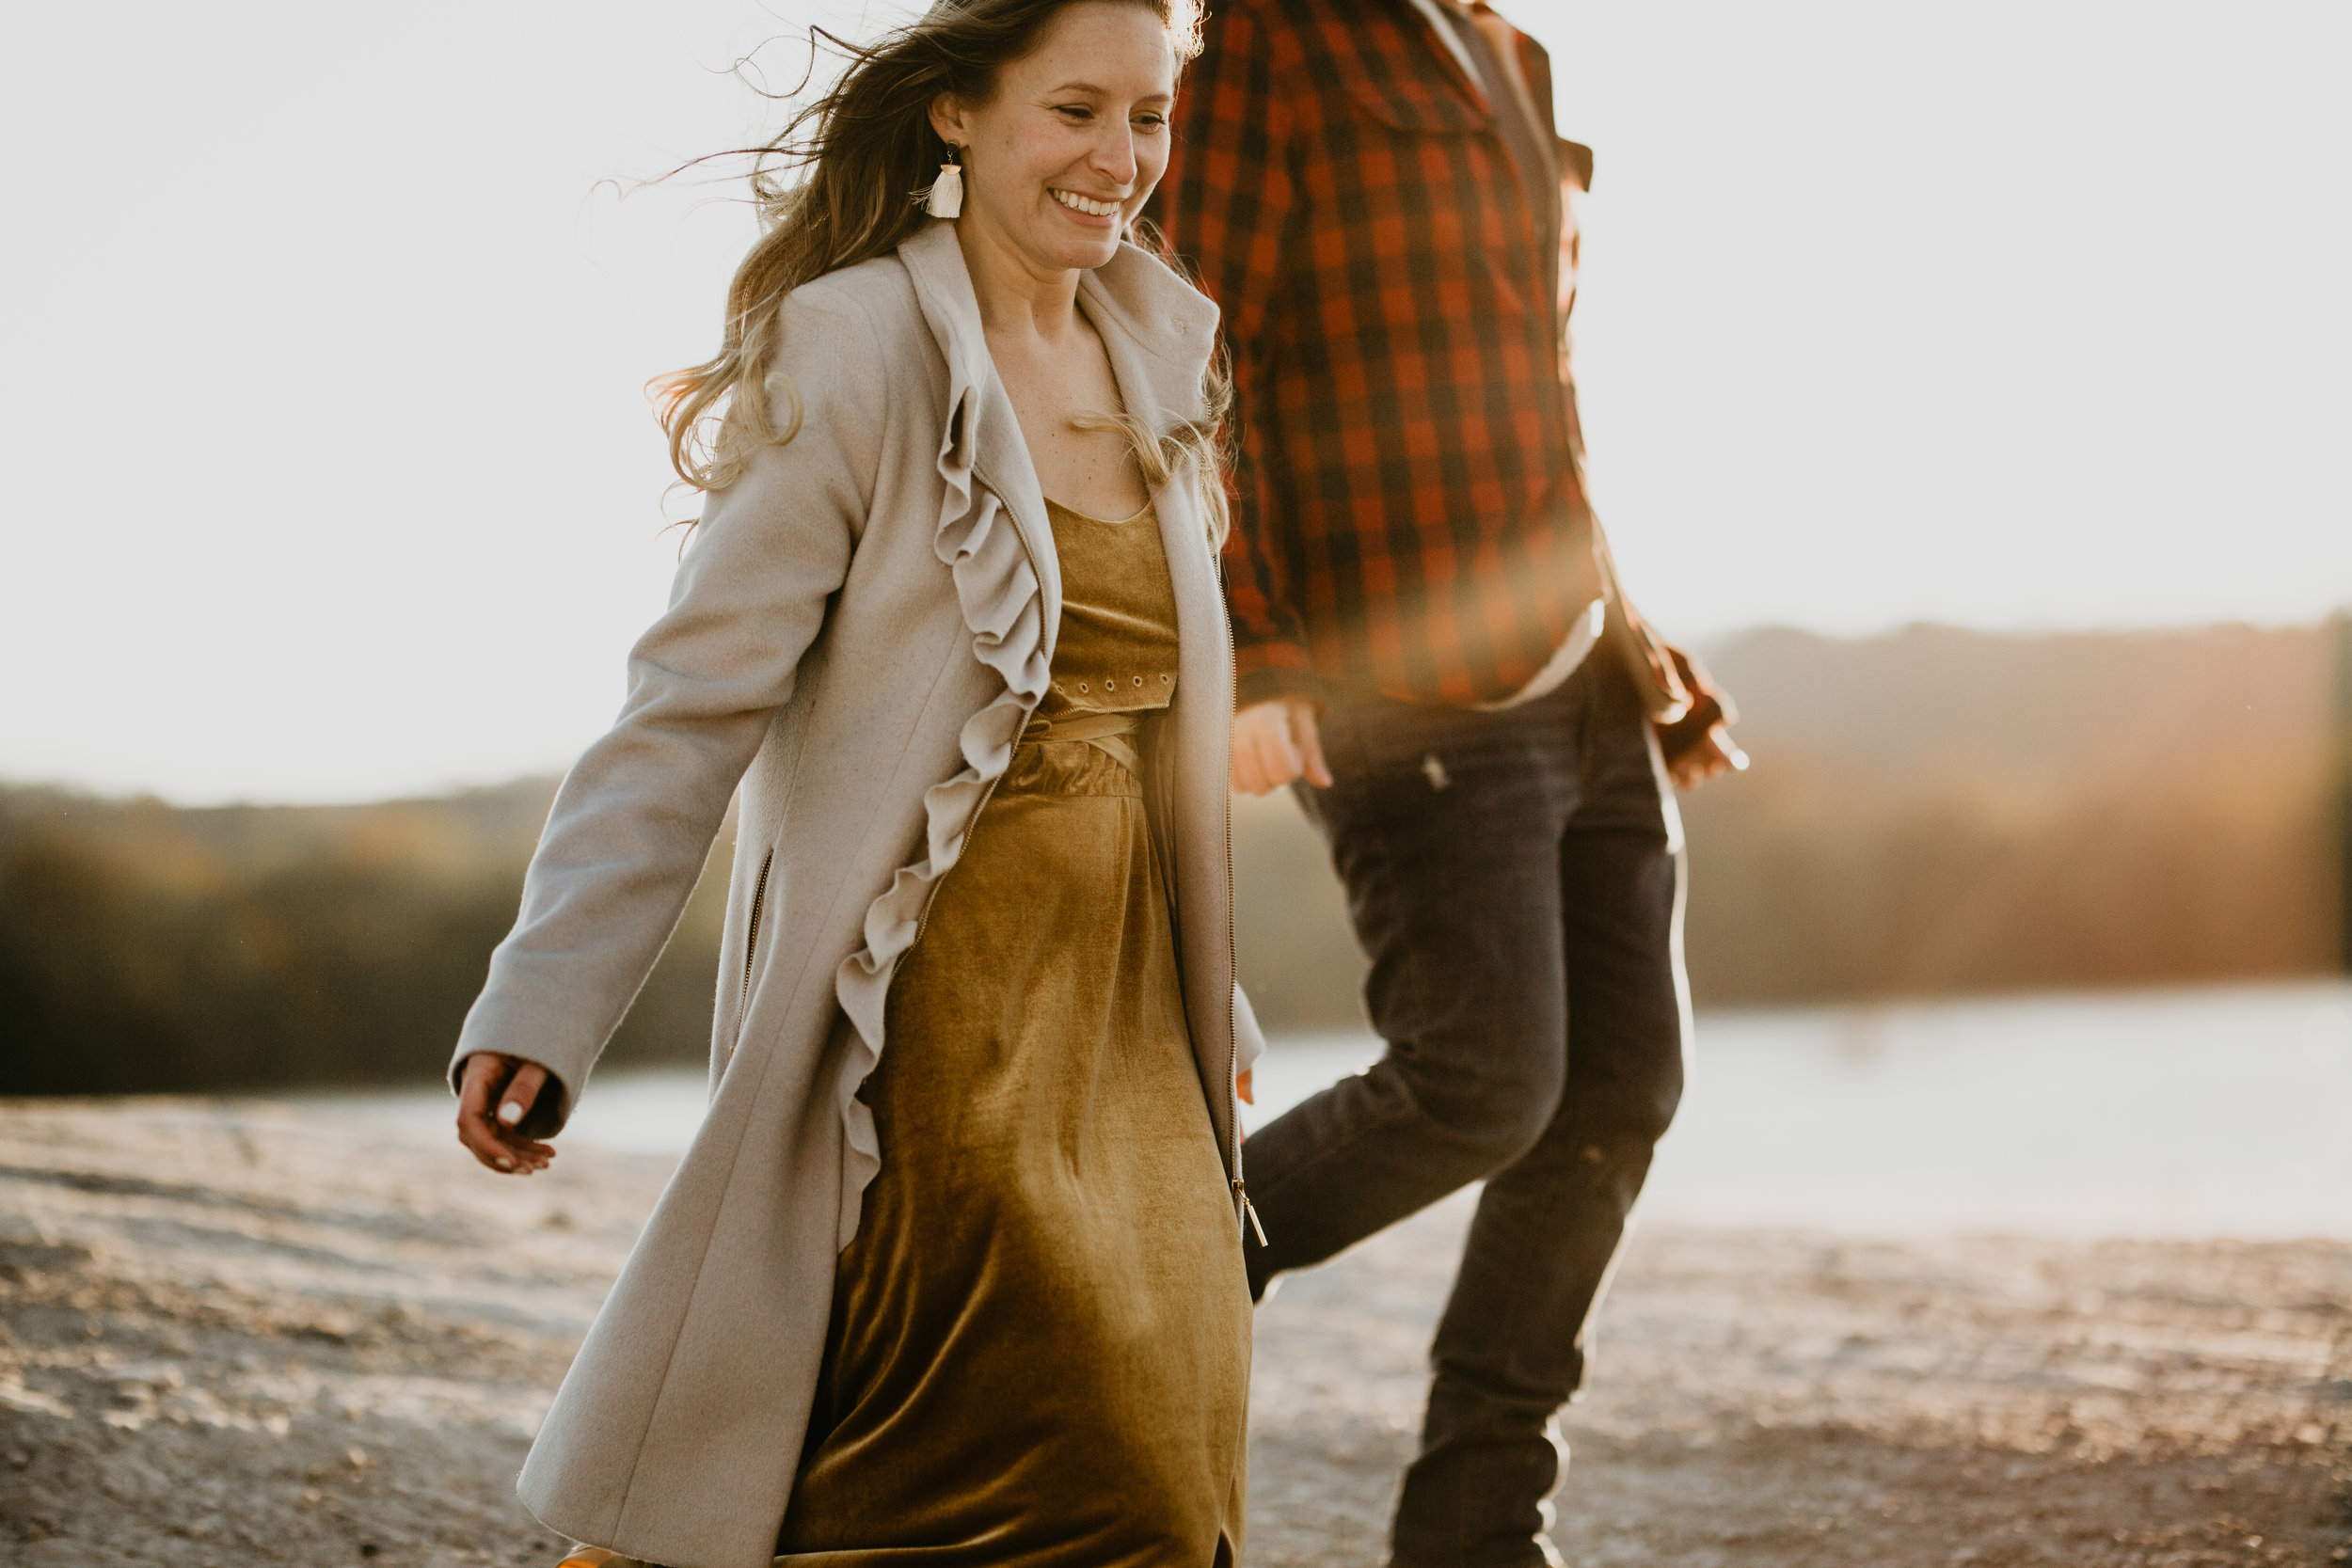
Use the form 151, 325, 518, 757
3, 1, 2347, 802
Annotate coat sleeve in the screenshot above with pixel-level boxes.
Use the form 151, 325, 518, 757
449, 289, 889, 1134
1148, 3, 1316, 707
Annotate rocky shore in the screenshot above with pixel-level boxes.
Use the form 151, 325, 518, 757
2, 1098, 2345, 1566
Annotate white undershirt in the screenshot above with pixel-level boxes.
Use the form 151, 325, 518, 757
1476, 596, 1604, 710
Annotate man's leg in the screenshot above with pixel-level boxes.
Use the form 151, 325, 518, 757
1391, 666, 1689, 1568
1241, 692, 1580, 1296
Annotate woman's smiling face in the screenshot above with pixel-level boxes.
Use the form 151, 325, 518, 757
930, 2, 1177, 275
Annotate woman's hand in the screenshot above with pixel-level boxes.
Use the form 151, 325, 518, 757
454, 1053, 559, 1176
1232, 697, 1332, 795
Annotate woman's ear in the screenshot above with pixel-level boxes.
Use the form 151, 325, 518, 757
928, 92, 970, 151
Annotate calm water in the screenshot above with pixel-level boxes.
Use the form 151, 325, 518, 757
327, 981, 2352, 1238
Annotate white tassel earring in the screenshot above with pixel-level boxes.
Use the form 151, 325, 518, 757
926, 146, 964, 219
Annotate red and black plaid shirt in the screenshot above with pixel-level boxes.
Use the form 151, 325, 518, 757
1147, 0, 1606, 708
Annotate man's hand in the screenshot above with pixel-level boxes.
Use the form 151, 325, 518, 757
1665, 721, 1746, 790
455, 1052, 559, 1175
1652, 643, 1746, 792
1232, 696, 1333, 795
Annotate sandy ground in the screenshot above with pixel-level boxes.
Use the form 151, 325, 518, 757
1, 1098, 2345, 1568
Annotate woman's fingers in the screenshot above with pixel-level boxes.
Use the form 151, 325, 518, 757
456, 1068, 521, 1173
500, 1061, 548, 1131
453, 1053, 559, 1175
454, 1053, 504, 1162
496, 1061, 558, 1173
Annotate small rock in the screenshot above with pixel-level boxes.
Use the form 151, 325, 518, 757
0, 1236, 93, 1281
108, 1361, 186, 1393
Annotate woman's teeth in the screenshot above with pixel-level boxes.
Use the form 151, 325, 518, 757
1051, 188, 1121, 218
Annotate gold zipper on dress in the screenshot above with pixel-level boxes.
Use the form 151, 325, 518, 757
731, 848, 773, 1058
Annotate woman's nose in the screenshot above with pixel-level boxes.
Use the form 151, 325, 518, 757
1091, 128, 1138, 186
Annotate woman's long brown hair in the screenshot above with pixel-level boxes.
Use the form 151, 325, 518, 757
656, 0, 1227, 543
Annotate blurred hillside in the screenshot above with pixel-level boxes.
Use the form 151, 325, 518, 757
1677, 621, 2341, 1004
2, 622, 2344, 1093
1236, 621, 2345, 1025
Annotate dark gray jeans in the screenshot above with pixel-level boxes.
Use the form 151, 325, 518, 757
1251, 655, 1689, 1568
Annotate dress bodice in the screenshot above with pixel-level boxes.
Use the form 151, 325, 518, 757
1039, 498, 1179, 720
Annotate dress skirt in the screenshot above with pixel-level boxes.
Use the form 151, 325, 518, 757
774, 499, 1250, 1566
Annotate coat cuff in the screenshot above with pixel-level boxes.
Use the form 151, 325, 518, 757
448, 988, 586, 1141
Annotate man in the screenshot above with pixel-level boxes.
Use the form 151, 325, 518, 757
1146, 2, 1741, 1563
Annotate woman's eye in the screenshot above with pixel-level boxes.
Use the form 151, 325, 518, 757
1057, 105, 1093, 121
1134, 114, 1168, 131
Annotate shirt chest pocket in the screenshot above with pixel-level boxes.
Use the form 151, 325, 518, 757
1316, 29, 1536, 300
1327, 26, 1496, 138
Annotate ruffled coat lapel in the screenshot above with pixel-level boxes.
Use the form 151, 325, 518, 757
897, 221, 1063, 642
895, 217, 1222, 628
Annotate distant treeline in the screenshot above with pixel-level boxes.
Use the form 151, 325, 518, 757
0, 783, 727, 1095
3, 622, 2345, 1093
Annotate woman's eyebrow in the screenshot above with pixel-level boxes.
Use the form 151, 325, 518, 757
1043, 80, 1172, 99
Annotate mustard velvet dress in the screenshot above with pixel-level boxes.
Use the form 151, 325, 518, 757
773, 499, 1252, 1567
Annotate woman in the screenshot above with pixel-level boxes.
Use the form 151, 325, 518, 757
446, 3, 1261, 1564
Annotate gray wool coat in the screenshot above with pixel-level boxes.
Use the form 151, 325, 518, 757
449, 219, 1265, 1568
